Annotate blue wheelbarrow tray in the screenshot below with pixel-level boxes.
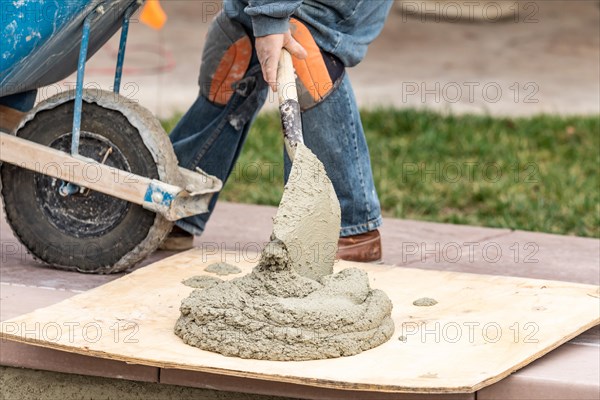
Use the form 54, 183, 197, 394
1, 0, 134, 97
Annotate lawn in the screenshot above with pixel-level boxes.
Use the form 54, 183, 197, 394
162, 109, 599, 238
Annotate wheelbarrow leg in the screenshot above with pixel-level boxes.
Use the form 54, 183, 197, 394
71, 11, 94, 156
62, 2, 136, 196
71, 1, 137, 154
114, 3, 137, 95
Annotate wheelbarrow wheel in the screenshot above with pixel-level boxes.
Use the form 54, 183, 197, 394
0, 90, 177, 274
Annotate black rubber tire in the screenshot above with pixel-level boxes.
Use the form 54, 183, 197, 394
1, 100, 169, 273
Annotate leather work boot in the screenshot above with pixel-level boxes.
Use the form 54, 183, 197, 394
159, 225, 194, 251
336, 229, 382, 263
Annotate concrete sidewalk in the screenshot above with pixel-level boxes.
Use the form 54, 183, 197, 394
1, 202, 598, 399
48, 0, 600, 118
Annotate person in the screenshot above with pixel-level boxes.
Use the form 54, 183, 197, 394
161, 0, 394, 262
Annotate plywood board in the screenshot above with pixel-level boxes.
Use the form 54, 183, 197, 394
1, 249, 598, 393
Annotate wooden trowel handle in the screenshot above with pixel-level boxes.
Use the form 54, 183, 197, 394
277, 49, 304, 160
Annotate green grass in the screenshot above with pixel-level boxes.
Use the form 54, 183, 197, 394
162, 109, 600, 238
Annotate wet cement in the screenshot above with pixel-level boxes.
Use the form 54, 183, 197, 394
204, 262, 242, 276
182, 275, 223, 289
175, 240, 394, 360
272, 144, 341, 281
175, 144, 394, 360
413, 297, 438, 307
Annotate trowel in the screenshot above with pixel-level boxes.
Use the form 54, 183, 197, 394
270, 50, 341, 281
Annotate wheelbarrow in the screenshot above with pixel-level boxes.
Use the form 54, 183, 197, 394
0, 0, 222, 273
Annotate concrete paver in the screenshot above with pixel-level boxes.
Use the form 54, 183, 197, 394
0, 342, 158, 383
0, 284, 79, 321
398, 229, 600, 284
378, 218, 512, 266
478, 343, 600, 400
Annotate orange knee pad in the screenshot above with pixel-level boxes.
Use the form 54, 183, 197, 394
199, 12, 253, 106
289, 18, 345, 110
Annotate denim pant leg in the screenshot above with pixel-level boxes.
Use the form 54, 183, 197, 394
0, 89, 37, 111
170, 64, 268, 235
286, 73, 382, 237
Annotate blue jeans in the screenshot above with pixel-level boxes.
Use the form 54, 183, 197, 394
170, 56, 382, 238
0, 90, 37, 112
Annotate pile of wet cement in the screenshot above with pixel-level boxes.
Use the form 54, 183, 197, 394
174, 241, 394, 361
175, 143, 394, 360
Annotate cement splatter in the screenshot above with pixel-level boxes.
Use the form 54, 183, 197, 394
182, 275, 222, 289
413, 297, 438, 307
204, 262, 241, 276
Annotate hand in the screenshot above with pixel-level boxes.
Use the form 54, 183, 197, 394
255, 30, 307, 91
